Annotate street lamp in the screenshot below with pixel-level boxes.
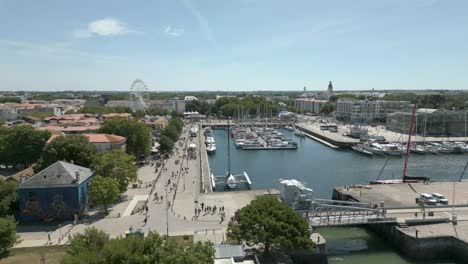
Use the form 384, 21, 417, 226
165, 179, 169, 236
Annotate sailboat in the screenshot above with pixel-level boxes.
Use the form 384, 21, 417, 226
211, 117, 251, 190
370, 104, 430, 185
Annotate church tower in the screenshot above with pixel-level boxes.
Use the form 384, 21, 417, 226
328, 81, 333, 95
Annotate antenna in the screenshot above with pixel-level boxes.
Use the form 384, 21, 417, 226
227, 116, 231, 177
403, 103, 417, 181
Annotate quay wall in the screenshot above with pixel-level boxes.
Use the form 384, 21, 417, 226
199, 125, 212, 193
368, 223, 468, 262
296, 126, 353, 149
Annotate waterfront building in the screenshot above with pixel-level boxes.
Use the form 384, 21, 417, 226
386, 109, 468, 137
295, 98, 328, 115
335, 99, 412, 124
18, 161, 95, 222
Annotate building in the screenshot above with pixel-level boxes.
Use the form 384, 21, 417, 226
85, 134, 126, 153
39, 125, 100, 134
184, 96, 198, 101
299, 81, 334, 100
46, 134, 126, 153
148, 99, 185, 113
295, 98, 328, 115
105, 100, 130, 108
149, 100, 176, 112
99, 113, 132, 121
4, 167, 34, 184
174, 99, 186, 113
335, 99, 412, 124
18, 161, 95, 222
386, 109, 468, 137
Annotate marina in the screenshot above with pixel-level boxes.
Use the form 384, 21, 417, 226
230, 125, 299, 150
207, 127, 467, 263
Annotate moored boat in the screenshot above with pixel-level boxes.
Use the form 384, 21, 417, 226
352, 144, 374, 157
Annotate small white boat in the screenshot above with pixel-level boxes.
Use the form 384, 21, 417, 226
206, 143, 216, 153
284, 125, 294, 131
205, 136, 215, 144
294, 129, 305, 137
226, 174, 237, 189
352, 144, 374, 157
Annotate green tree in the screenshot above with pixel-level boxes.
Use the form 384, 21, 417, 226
161, 125, 179, 142
99, 117, 152, 157
2, 126, 51, 167
88, 176, 120, 214
169, 118, 183, 132
220, 103, 238, 117
227, 196, 314, 255
62, 229, 215, 264
0, 97, 21, 103
62, 227, 109, 264
158, 135, 175, 154
0, 180, 18, 217
36, 135, 97, 171
92, 150, 137, 193
320, 102, 335, 115
0, 216, 18, 257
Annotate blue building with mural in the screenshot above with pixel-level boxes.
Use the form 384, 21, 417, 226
18, 161, 95, 222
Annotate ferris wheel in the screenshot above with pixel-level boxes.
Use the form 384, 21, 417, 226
129, 79, 150, 112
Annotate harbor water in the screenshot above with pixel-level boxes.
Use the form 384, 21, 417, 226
208, 128, 468, 198
207, 128, 467, 263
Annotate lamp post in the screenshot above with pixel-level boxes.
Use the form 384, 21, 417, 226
165, 179, 169, 236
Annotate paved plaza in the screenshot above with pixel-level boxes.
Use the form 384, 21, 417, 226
15, 124, 266, 248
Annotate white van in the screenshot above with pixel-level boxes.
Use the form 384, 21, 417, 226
432, 193, 449, 204
419, 193, 437, 205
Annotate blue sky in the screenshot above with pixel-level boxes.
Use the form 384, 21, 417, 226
0, 0, 467, 91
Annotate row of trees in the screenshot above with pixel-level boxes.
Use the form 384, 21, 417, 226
0, 126, 51, 168
158, 118, 183, 154
185, 96, 282, 118
62, 227, 215, 264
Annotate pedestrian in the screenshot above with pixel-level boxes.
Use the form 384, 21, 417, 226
47, 233, 52, 245
145, 205, 149, 213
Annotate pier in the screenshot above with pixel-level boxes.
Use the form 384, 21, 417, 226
331, 181, 468, 261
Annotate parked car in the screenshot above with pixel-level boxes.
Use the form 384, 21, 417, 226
419, 193, 438, 205
432, 193, 449, 204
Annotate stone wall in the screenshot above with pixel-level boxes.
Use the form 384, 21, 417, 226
368, 223, 468, 262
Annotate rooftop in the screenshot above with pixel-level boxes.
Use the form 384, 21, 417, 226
19, 161, 94, 187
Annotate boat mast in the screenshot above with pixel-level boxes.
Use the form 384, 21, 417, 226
403, 103, 417, 181
227, 116, 231, 177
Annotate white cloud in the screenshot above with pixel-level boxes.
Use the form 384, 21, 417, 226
74, 18, 133, 38
164, 26, 184, 37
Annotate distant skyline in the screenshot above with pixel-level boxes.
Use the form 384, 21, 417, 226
1, 0, 467, 91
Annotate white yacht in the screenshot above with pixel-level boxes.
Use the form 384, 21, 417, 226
363, 142, 385, 155
384, 144, 403, 156
206, 143, 216, 153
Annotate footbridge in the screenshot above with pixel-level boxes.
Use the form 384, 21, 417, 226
294, 199, 397, 227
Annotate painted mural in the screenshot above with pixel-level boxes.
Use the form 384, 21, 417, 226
22, 190, 75, 222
